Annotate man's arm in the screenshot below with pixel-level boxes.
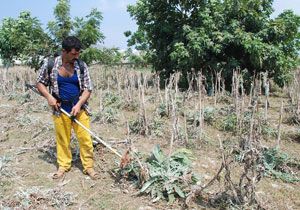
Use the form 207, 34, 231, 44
36, 82, 60, 111
71, 60, 93, 116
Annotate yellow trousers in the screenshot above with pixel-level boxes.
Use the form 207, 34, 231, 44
52, 110, 94, 173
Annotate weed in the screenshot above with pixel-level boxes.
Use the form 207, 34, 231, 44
129, 117, 147, 135
260, 122, 277, 138
285, 112, 300, 125
220, 113, 237, 132
117, 145, 198, 203
103, 92, 123, 109
92, 107, 119, 124
16, 115, 32, 127
203, 107, 217, 125
2, 187, 77, 209
0, 156, 15, 178
149, 117, 165, 137
186, 111, 200, 126
262, 147, 300, 183
122, 100, 139, 111
156, 103, 168, 118
216, 92, 232, 104
8, 92, 32, 104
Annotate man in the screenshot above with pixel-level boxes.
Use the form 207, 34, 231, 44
36, 36, 98, 179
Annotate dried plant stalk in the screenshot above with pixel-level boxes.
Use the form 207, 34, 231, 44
277, 100, 283, 148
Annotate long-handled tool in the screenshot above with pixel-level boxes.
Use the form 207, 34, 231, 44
59, 108, 122, 158
25, 83, 124, 159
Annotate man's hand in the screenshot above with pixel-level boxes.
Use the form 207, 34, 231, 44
70, 90, 91, 117
47, 95, 60, 111
70, 104, 81, 116
36, 83, 61, 111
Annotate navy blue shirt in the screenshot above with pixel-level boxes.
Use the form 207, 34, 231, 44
57, 71, 80, 113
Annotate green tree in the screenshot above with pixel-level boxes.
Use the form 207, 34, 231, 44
47, 0, 72, 45
0, 0, 105, 69
73, 8, 105, 49
81, 47, 123, 66
124, 48, 147, 66
48, 0, 105, 64
0, 11, 50, 68
127, 0, 300, 88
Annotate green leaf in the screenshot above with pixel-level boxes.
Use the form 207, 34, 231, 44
168, 193, 175, 203
152, 144, 165, 163
174, 185, 185, 198
140, 177, 157, 193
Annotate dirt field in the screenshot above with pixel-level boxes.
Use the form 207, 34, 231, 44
0, 66, 299, 209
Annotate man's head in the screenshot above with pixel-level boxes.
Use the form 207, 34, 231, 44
62, 36, 82, 64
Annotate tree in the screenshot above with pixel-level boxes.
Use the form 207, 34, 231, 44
81, 47, 123, 66
0, 0, 105, 69
0, 11, 50, 68
124, 48, 147, 66
47, 0, 105, 64
47, 0, 72, 46
127, 0, 300, 88
73, 8, 105, 49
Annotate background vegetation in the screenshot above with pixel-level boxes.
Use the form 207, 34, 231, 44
127, 0, 300, 88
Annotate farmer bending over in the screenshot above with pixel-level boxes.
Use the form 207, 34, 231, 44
36, 36, 98, 179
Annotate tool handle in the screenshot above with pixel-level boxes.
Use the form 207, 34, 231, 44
60, 108, 122, 158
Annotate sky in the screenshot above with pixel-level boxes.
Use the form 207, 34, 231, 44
0, 0, 299, 50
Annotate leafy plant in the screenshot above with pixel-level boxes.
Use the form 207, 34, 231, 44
102, 92, 123, 109
156, 103, 168, 117
203, 107, 217, 125
149, 117, 165, 137
129, 117, 147, 135
117, 145, 198, 203
262, 147, 300, 183
92, 107, 119, 124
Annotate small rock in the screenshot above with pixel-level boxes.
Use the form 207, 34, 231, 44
122, 189, 129, 194
271, 183, 280, 189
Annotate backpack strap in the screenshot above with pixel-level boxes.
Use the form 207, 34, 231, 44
47, 57, 55, 78
76, 59, 85, 77
46, 57, 85, 94
47, 58, 85, 79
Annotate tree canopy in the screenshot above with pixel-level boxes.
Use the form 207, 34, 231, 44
0, 11, 51, 68
0, 0, 105, 68
127, 0, 300, 87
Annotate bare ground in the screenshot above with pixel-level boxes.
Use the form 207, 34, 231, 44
0, 66, 299, 210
